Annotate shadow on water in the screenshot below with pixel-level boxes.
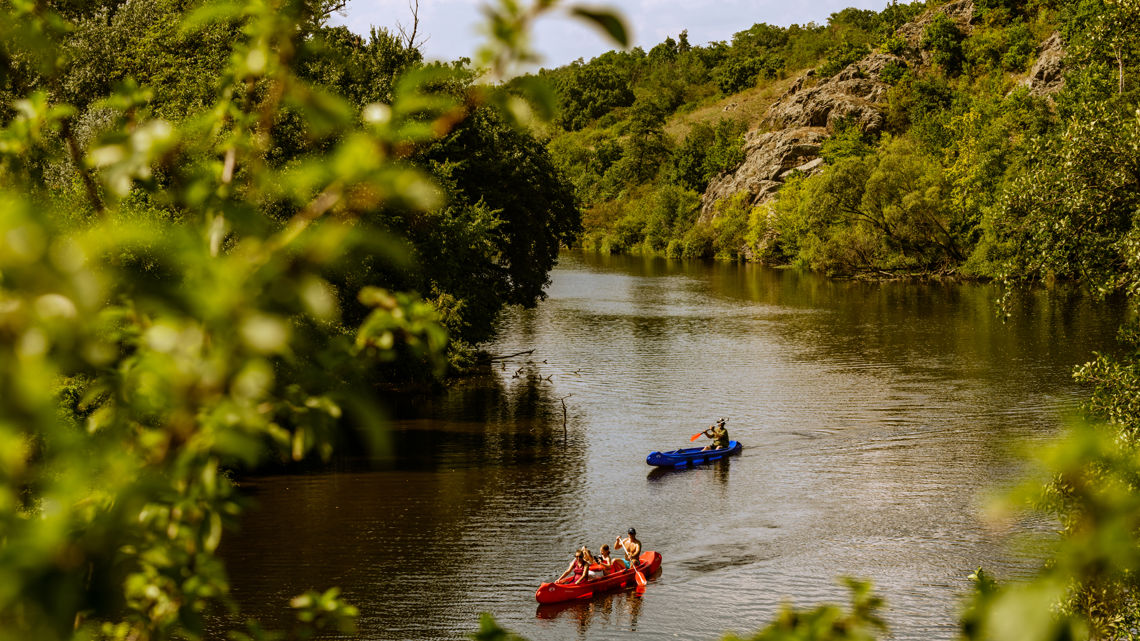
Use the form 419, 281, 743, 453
646, 458, 732, 486
216, 373, 588, 636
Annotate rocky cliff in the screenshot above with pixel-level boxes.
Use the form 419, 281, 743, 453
700, 0, 1010, 221
1020, 31, 1066, 97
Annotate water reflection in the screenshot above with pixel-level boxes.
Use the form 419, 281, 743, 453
534, 572, 655, 636
216, 373, 590, 637
220, 250, 1128, 641
645, 458, 732, 494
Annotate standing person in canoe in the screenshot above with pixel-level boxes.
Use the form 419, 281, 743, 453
700, 418, 730, 451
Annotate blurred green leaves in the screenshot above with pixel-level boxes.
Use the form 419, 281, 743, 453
0, 0, 625, 639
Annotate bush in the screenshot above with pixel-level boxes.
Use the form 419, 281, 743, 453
670, 118, 746, 192
879, 59, 908, 84
817, 39, 870, 77
921, 13, 965, 75
680, 222, 716, 258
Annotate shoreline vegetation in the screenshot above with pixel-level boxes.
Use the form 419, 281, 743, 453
527, 0, 1140, 287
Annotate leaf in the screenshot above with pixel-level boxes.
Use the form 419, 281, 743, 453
568, 6, 628, 47
181, 0, 245, 33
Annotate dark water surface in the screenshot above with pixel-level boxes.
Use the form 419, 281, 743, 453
220, 251, 1127, 640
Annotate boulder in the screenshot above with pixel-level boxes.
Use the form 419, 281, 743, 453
779, 157, 825, 181
699, 127, 827, 219
1020, 31, 1065, 97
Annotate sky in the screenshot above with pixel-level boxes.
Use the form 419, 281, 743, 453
330, 0, 898, 70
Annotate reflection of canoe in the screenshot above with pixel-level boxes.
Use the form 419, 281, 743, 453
534, 551, 662, 604
646, 441, 742, 467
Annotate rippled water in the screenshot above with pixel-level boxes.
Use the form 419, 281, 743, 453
219, 251, 1127, 640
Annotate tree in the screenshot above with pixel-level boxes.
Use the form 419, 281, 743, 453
553, 59, 635, 130
921, 13, 965, 76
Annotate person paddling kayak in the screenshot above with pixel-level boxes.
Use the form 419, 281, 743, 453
700, 418, 729, 451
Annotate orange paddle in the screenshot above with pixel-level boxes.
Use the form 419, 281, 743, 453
690, 427, 710, 441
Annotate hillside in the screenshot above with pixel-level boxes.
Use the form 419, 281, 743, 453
533, 0, 1138, 283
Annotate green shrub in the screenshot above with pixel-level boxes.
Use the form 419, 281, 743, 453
921, 13, 965, 75
817, 39, 870, 77
879, 59, 908, 84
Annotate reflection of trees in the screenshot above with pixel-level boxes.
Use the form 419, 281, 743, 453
217, 372, 587, 636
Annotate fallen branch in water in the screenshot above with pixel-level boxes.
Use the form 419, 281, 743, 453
488, 349, 535, 362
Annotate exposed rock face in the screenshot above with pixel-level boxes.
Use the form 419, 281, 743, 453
1020, 31, 1066, 97
699, 52, 901, 219
700, 127, 826, 219
697, 0, 1002, 228
764, 52, 902, 134
895, 0, 976, 65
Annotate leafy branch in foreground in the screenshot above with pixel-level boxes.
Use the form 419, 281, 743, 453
0, 0, 627, 639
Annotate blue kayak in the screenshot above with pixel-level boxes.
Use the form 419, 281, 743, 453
646, 441, 742, 467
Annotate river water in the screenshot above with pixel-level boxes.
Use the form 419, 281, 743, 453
220, 251, 1127, 640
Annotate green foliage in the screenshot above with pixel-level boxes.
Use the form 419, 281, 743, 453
1075, 320, 1140, 437
817, 39, 870, 78
1059, 0, 1140, 109
884, 74, 957, 151
921, 13, 966, 76
961, 422, 1140, 640
878, 59, 908, 84
604, 99, 671, 186
819, 118, 874, 163
412, 107, 581, 344
671, 118, 746, 192
963, 21, 1036, 74
715, 55, 783, 94
770, 136, 958, 275
995, 103, 1140, 293
879, 33, 907, 57
944, 88, 1054, 277
552, 56, 636, 130
728, 579, 887, 641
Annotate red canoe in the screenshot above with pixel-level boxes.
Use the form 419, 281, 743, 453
534, 551, 662, 604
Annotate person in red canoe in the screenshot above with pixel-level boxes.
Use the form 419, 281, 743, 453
555, 547, 594, 584
591, 544, 616, 578
596, 544, 615, 570
615, 528, 641, 569
700, 418, 730, 451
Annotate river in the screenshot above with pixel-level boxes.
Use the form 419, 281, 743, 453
219, 250, 1127, 640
